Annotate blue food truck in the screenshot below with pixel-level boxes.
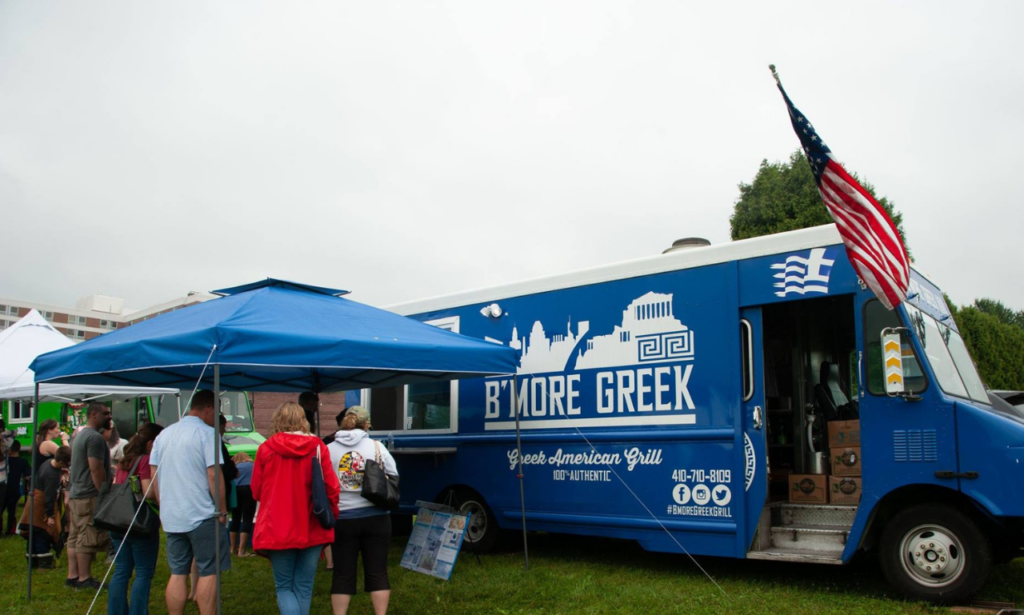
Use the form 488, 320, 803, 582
361, 224, 1021, 603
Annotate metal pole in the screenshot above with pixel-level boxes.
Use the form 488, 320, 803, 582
512, 375, 529, 571
27, 384, 39, 600
213, 365, 222, 615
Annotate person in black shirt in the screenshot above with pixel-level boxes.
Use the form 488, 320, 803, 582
3, 440, 31, 535
299, 391, 320, 437
19, 445, 71, 566
321, 409, 348, 447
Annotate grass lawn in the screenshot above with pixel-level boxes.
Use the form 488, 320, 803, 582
2, 501, 1023, 614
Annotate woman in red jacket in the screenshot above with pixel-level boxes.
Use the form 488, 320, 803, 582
252, 402, 340, 615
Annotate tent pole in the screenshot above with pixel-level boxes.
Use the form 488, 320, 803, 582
27, 383, 39, 601
512, 375, 529, 571
213, 365, 222, 615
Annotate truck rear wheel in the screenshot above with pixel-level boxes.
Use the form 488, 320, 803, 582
880, 504, 991, 604
445, 488, 499, 553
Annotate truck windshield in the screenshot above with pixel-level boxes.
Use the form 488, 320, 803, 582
153, 391, 255, 433
904, 303, 988, 403
218, 392, 254, 433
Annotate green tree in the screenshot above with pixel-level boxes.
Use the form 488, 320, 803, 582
730, 150, 910, 254
972, 298, 1024, 331
951, 305, 1024, 390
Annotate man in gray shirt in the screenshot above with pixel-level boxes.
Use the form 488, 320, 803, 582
67, 402, 112, 590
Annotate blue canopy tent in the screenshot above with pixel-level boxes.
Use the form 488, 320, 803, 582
26, 279, 525, 609
30, 279, 516, 392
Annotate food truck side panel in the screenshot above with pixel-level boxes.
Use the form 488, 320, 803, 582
393, 261, 762, 558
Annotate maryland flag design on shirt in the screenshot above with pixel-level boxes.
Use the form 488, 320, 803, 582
337, 451, 366, 491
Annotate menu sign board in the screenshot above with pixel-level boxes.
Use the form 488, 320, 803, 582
400, 507, 470, 580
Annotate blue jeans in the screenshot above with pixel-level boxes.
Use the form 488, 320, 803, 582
108, 532, 160, 615
267, 546, 323, 615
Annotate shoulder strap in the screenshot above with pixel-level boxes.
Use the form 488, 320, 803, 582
127, 455, 143, 477
372, 440, 382, 465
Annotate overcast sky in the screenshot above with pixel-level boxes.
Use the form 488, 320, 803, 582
1, 1, 1021, 313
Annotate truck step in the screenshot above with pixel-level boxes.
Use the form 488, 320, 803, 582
746, 547, 844, 565
769, 524, 849, 552
773, 503, 857, 528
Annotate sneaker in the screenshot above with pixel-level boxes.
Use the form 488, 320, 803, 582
75, 578, 103, 591
65, 578, 77, 588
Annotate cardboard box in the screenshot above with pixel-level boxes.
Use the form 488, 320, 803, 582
829, 475, 862, 505
831, 447, 862, 477
828, 420, 861, 449
789, 474, 828, 504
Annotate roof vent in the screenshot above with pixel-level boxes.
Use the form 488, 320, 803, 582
662, 237, 711, 254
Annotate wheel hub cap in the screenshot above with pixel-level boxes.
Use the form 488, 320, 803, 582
461, 501, 487, 542
900, 525, 964, 587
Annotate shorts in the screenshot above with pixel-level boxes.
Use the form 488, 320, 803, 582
166, 517, 232, 577
67, 497, 107, 554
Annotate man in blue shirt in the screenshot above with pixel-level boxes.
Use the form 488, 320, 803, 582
151, 390, 230, 615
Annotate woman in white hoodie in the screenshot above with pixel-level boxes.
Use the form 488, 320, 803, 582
326, 406, 398, 615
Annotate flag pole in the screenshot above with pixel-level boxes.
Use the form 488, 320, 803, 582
769, 64, 781, 85
27, 383, 39, 600
213, 365, 222, 615
512, 375, 529, 571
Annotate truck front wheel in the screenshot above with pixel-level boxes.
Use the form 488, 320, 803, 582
445, 488, 499, 553
880, 504, 991, 604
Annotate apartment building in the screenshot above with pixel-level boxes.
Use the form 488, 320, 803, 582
0, 291, 216, 342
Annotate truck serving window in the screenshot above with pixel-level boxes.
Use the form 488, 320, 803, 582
152, 393, 182, 427
365, 316, 459, 434
111, 398, 137, 439
863, 300, 927, 395
8, 400, 31, 423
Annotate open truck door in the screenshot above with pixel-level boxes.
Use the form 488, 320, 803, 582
740, 308, 769, 552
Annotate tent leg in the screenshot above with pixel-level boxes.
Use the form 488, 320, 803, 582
27, 383, 39, 601
214, 366, 222, 615
512, 375, 529, 571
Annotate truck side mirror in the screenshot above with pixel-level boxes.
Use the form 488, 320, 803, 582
881, 327, 921, 401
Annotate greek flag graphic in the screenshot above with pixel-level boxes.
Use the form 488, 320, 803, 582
771, 248, 834, 297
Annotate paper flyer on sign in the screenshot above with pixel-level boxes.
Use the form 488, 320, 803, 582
400, 507, 470, 580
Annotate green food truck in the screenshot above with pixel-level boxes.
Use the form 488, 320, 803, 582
1, 390, 264, 457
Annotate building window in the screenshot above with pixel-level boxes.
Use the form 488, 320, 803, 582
0, 305, 6, 313
75, 316, 87, 325
42, 311, 54, 320
75, 330, 86, 339
8, 306, 19, 315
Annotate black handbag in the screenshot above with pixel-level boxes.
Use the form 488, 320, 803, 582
93, 458, 160, 537
311, 445, 335, 529
361, 441, 399, 510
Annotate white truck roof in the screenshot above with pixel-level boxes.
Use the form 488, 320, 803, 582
389, 224, 847, 316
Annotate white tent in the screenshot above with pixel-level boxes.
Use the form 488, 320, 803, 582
0, 309, 174, 402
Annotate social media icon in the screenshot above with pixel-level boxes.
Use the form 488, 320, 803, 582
692, 484, 711, 506
672, 483, 691, 505
711, 484, 732, 506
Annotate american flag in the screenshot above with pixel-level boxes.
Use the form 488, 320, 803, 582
770, 66, 909, 310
